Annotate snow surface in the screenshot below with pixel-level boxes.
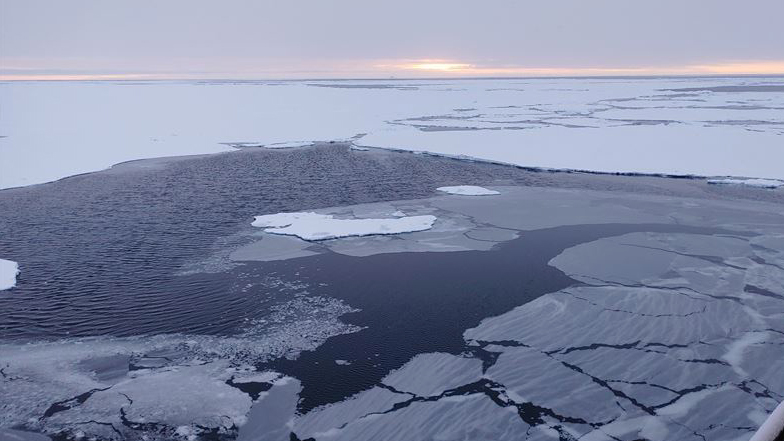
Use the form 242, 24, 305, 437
0, 258, 19, 290
251, 211, 437, 241
2, 77, 784, 189
707, 178, 784, 188
436, 185, 500, 196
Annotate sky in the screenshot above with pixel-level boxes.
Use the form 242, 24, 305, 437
2, 0, 783, 80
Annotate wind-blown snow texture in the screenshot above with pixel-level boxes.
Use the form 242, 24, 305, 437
251, 211, 437, 241
0, 259, 19, 290
2, 77, 784, 189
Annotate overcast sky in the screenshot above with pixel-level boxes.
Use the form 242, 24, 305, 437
2, 0, 783, 79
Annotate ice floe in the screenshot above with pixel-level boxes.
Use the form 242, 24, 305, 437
381, 353, 483, 397
436, 185, 500, 196
0, 258, 19, 290
251, 211, 437, 241
707, 178, 784, 188
237, 377, 300, 441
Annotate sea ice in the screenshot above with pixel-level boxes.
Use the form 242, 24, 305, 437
0, 289, 361, 440
436, 185, 500, 196
381, 353, 482, 397
3, 78, 784, 189
707, 178, 784, 188
251, 211, 437, 241
0, 258, 19, 290
291, 227, 784, 441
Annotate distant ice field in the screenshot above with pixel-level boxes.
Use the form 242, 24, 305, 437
1, 76, 784, 189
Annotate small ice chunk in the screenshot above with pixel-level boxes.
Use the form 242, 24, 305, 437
436, 186, 500, 196
0, 258, 19, 290
335, 359, 351, 365
251, 212, 437, 241
391, 210, 406, 217
707, 178, 783, 188
350, 146, 370, 151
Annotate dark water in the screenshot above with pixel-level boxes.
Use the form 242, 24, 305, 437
0, 144, 547, 340
0, 144, 728, 414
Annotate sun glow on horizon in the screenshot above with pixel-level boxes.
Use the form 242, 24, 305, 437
389, 59, 784, 77
2, 60, 784, 81
407, 62, 473, 72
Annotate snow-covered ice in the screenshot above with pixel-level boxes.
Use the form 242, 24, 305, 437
707, 178, 784, 188
436, 185, 500, 196
3, 77, 784, 189
0, 258, 19, 290
251, 211, 437, 241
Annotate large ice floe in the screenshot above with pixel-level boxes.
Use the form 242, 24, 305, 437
251, 211, 437, 241
436, 185, 500, 196
0, 258, 19, 290
3, 77, 784, 189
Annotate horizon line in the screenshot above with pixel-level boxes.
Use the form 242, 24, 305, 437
3, 73, 784, 82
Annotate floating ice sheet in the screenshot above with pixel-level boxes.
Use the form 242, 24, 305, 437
0, 258, 19, 290
436, 185, 500, 196
251, 211, 437, 241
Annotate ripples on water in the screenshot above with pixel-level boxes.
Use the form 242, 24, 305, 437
0, 144, 546, 340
